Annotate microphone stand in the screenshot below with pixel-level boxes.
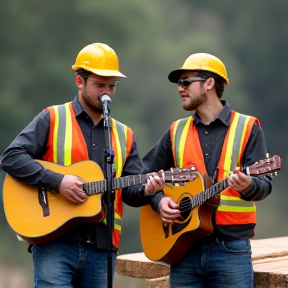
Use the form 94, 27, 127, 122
101, 95, 115, 288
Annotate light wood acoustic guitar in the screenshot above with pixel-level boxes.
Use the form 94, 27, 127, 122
140, 155, 281, 265
3, 159, 197, 244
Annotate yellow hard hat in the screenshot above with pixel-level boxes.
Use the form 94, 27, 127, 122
72, 43, 126, 78
168, 53, 229, 85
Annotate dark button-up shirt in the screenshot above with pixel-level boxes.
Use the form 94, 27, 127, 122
142, 100, 272, 240
1, 96, 150, 250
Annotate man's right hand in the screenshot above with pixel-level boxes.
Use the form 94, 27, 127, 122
158, 197, 181, 223
58, 175, 88, 204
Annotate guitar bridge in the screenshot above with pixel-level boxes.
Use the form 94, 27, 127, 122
38, 187, 50, 217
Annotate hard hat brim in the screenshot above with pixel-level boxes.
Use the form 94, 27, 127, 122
72, 65, 127, 78
168, 69, 185, 83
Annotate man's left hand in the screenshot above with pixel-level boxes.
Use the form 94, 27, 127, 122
144, 171, 165, 196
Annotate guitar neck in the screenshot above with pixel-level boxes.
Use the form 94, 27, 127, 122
190, 154, 282, 209
191, 178, 229, 208
83, 155, 281, 198
114, 174, 148, 190
83, 174, 148, 195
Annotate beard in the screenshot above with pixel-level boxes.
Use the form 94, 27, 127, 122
183, 88, 207, 111
81, 92, 104, 113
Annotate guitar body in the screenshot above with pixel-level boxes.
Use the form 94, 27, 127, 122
3, 160, 105, 244
140, 172, 218, 265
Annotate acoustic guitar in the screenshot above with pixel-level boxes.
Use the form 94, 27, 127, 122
140, 155, 281, 265
3, 159, 196, 244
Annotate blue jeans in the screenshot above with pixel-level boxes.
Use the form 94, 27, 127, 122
32, 239, 116, 288
170, 239, 253, 288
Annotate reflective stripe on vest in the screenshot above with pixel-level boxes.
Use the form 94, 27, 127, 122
216, 112, 256, 223
170, 111, 257, 225
171, 117, 193, 169
42, 102, 89, 164
102, 118, 133, 239
52, 103, 73, 165
42, 102, 133, 247
218, 112, 254, 178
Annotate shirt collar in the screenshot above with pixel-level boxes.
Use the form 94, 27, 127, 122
72, 95, 85, 116
72, 95, 105, 125
193, 100, 231, 126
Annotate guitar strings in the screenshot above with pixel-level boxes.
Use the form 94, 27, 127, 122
175, 179, 228, 213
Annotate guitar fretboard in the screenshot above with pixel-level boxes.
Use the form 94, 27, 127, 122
83, 174, 149, 195
191, 179, 229, 208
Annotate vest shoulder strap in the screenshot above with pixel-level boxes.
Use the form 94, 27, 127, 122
218, 110, 258, 178
170, 117, 193, 167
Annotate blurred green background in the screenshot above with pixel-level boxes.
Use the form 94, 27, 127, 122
0, 0, 288, 287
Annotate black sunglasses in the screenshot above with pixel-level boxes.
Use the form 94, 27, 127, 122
177, 77, 206, 88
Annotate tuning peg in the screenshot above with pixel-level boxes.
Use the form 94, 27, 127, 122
268, 172, 278, 177
185, 166, 196, 171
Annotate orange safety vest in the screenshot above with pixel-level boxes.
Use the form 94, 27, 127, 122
42, 101, 134, 248
170, 111, 259, 226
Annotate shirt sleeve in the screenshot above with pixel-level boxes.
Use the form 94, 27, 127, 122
141, 128, 175, 212
240, 122, 272, 201
120, 134, 151, 207
142, 128, 175, 173
0, 110, 64, 191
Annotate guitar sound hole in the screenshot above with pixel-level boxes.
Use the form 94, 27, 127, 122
178, 197, 191, 220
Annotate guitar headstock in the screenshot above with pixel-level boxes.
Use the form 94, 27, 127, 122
163, 166, 198, 183
246, 155, 282, 177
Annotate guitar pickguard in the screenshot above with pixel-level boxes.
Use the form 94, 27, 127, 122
165, 192, 194, 237
172, 217, 191, 235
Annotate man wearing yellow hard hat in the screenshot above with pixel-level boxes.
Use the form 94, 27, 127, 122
0, 43, 164, 287
142, 52, 272, 287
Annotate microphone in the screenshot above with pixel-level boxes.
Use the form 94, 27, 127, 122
100, 94, 111, 117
